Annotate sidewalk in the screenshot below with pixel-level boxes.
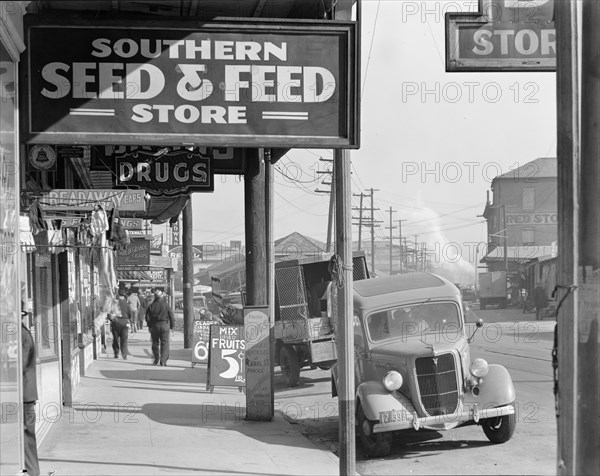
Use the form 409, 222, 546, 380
38, 329, 339, 476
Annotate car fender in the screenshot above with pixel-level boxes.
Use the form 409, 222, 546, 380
356, 380, 416, 422
463, 364, 515, 408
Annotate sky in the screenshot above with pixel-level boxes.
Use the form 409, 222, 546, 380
165, 0, 557, 281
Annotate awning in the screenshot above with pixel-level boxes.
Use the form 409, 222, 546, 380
117, 270, 154, 282
480, 245, 558, 264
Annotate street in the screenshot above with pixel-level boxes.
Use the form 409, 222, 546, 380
273, 306, 557, 475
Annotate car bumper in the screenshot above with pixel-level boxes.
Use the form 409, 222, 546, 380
373, 403, 515, 433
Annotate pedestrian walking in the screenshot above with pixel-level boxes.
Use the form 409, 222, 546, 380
145, 288, 175, 366
21, 309, 40, 476
137, 289, 148, 330
127, 290, 141, 332
110, 295, 131, 359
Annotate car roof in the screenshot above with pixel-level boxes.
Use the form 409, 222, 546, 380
353, 273, 460, 310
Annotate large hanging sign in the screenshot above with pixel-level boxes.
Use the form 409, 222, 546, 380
24, 19, 358, 148
446, 0, 555, 71
40, 189, 146, 211
115, 149, 213, 196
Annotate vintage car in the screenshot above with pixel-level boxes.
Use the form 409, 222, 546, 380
332, 273, 516, 457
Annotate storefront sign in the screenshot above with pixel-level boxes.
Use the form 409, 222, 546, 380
207, 325, 245, 391
172, 219, 180, 246
93, 146, 244, 175
41, 189, 146, 211
116, 239, 151, 266
192, 320, 212, 364
28, 145, 57, 171
244, 307, 273, 420
25, 20, 358, 148
115, 150, 213, 195
506, 213, 558, 225
446, 0, 555, 71
167, 245, 203, 260
119, 217, 143, 230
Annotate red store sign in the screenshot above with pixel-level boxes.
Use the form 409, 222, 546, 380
24, 19, 358, 148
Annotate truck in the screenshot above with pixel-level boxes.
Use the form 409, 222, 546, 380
478, 271, 508, 310
210, 252, 370, 386
273, 252, 370, 386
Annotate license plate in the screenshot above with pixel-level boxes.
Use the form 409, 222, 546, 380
379, 409, 408, 424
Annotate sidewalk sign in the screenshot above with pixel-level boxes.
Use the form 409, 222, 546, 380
206, 325, 245, 393
244, 306, 274, 420
191, 319, 212, 367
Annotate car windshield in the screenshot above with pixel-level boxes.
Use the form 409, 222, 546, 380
367, 301, 462, 342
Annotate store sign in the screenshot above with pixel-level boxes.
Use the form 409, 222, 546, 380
192, 320, 212, 363
25, 20, 358, 148
506, 212, 558, 225
116, 239, 151, 266
120, 218, 143, 230
207, 325, 246, 390
41, 189, 146, 211
28, 145, 57, 171
446, 0, 555, 71
167, 245, 203, 260
115, 150, 213, 195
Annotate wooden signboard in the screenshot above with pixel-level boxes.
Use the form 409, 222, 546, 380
191, 319, 212, 366
207, 325, 245, 392
244, 306, 273, 420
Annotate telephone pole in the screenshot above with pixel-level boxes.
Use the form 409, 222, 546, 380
385, 207, 396, 275
368, 188, 380, 273
315, 158, 334, 252
397, 219, 406, 274
352, 192, 366, 250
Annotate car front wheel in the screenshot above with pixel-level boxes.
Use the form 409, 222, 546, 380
357, 404, 393, 458
280, 345, 300, 387
482, 412, 516, 443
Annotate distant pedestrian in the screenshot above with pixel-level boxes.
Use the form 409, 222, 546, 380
127, 290, 141, 332
137, 290, 148, 330
21, 310, 40, 476
533, 285, 548, 321
109, 295, 131, 359
145, 288, 175, 366
118, 292, 133, 332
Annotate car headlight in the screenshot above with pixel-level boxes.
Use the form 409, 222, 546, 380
470, 358, 489, 378
383, 371, 403, 392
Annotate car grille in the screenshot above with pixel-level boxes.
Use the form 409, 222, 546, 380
415, 353, 459, 416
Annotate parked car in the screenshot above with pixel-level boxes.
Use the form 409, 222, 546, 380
332, 273, 516, 458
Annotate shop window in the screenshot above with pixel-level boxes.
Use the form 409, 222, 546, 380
523, 188, 535, 210
522, 228, 535, 244
33, 254, 60, 360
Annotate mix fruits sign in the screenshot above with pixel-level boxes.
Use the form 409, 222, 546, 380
446, 0, 555, 71
24, 19, 358, 147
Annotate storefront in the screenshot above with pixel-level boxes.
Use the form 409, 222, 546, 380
0, 3, 27, 474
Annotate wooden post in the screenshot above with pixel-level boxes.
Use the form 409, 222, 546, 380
182, 199, 194, 348
555, 1, 580, 473
244, 148, 272, 421
577, 0, 600, 472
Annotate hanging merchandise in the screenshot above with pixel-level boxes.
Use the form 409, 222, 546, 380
90, 205, 109, 245
107, 208, 130, 251
77, 214, 93, 247
28, 200, 48, 235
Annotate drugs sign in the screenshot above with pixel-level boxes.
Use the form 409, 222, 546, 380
446, 0, 555, 71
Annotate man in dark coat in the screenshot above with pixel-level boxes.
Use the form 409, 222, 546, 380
145, 288, 175, 366
22, 310, 40, 476
109, 294, 131, 359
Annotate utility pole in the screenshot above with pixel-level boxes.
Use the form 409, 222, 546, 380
502, 204, 509, 278
368, 188, 380, 274
414, 235, 419, 272
385, 207, 396, 275
315, 157, 334, 252
352, 192, 365, 250
576, 0, 600, 471
397, 219, 406, 274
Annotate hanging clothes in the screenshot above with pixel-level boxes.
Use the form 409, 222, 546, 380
28, 200, 48, 235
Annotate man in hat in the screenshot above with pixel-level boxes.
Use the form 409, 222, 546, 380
21, 309, 40, 476
145, 288, 175, 366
